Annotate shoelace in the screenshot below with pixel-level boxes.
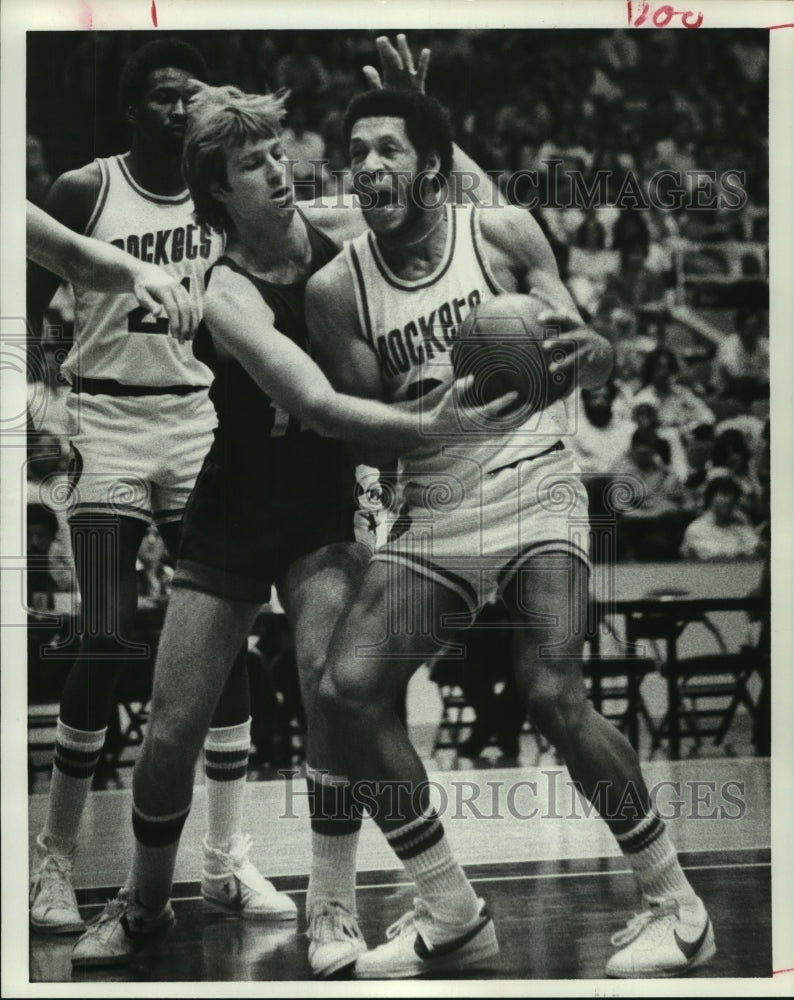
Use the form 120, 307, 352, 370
204, 833, 254, 872
35, 854, 75, 909
308, 902, 361, 943
384, 899, 432, 942
84, 893, 129, 941
610, 900, 679, 947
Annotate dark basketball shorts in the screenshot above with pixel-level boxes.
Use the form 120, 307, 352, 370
173, 454, 361, 604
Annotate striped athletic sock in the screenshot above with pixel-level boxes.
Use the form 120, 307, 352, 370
129, 801, 191, 915
305, 765, 362, 916
615, 812, 698, 906
385, 810, 479, 933
41, 720, 106, 854
203, 719, 251, 870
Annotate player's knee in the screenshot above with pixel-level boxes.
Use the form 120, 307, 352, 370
317, 670, 350, 722
143, 719, 202, 780
317, 669, 379, 730
525, 672, 588, 742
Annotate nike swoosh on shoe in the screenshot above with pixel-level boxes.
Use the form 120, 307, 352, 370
673, 919, 711, 960
413, 912, 491, 960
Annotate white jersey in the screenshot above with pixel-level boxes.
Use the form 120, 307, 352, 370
343, 202, 571, 493
62, 155, 222, 387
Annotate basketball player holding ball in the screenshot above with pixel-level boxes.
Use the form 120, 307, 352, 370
306, 87, 715, 980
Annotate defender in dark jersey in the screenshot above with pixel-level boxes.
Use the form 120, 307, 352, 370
72, 75, 512, 972
175, 224, 358, 602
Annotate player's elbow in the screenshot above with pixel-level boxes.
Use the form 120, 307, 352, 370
299, 388, 343, 439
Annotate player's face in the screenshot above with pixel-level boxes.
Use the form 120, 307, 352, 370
349, 116, 431, 236
219, 135, 294, 220
131, 67, 195, 151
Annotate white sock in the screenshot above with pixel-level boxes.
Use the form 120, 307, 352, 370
306, 765, 361, 915
615, 812, 698, 909
41, 720, 106, 855
203, 719, 251, 872
385, 810, 479, 935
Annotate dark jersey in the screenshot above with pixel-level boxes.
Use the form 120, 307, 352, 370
193, 212, 356, 514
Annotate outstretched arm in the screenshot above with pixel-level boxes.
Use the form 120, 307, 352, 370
203, 264, 475, 454
305, 258, 514, 463
27, 201, 199, 342
27, 167, 99, 339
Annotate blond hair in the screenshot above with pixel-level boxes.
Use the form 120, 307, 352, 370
183, 83, 288, 233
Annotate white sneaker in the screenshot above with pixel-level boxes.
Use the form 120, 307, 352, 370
29, 835, 85, 935
71, 888, 175, 968
354, 897, 499, 979
308, 901, 367, 977
606, 896, 716, 978
202, 835, 297, 921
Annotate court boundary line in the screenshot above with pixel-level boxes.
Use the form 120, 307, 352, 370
78, 856, 771, 908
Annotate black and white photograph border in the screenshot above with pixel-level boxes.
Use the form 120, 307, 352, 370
2, 0, 793, 996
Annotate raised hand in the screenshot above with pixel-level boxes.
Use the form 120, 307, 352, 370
362, 34, 430, 93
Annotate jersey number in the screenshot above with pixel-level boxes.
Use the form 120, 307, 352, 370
127, 276, 190, 334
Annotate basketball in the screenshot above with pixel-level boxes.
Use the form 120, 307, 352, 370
452, 293, 576, 417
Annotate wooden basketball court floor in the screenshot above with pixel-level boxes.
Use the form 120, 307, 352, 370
21, 756, 782, 990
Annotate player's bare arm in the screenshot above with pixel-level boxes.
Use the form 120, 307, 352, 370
304, 257, 397, 467
479, 204, 614, 390
26, 201, 199, 342
305, 260, 513, 464
203, 265, 482, 452
26, 163, 102, 337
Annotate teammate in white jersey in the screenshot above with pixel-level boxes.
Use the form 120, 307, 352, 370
306, 87, 716, 980
26, 200, 198, 338
26, 39, 293, 937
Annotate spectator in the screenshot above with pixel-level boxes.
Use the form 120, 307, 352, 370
708, 428, 765, 525
614, 427, 691, 561
570, 381, 634, 476
681, 472, 760, 560
714, 308, 770, 405
631, 346, 715, 438
274, 35, 329, 102
611, 208, 650, 256
630, 401, 693, 484
608, 307, 658, 391
136, 525, 174, 605
574, 210, 606, 250
603, 242, 665, 310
